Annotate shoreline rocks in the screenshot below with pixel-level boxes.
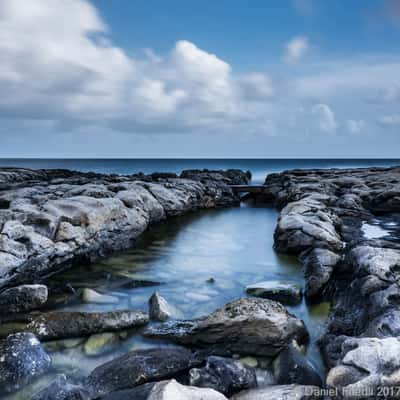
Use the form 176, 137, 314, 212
259, 166, 400, 397
144, 297, 309, 357
0, 284, 48, 313
0, 168, 247, 289
245, 280, 302, 305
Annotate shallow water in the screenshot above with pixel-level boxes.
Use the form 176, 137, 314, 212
5, 203, 330, 398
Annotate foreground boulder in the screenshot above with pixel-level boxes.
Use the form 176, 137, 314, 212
326, 336, 400, 399
0, 284, 48, 314
24, 310, 148, 340
31, 374, 90, 400
144, 298, 308, 357
273, 343, 322, 387
86, 347, 202, 396
245, 280, 302, 305
189, 356, 257, 396
0, 332, 51, 393
146, 379, 227, 400
230, 385, 321, 399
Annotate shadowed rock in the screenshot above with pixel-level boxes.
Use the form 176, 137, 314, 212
0, 284, 48, 314
246, 280, 302, 305
86, 347, 203, 397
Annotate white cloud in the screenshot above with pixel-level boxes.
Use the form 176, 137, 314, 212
312, 104, 337, 134
346, 119, 366, 134
379, 114, 400, 125
285, 36, 309, 63
0, 0, 399, 149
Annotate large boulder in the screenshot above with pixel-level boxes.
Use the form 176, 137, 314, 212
146, 379, 228, 400
0, 332, 51, 393
24, 310, 148, 340
189, 356, 257, 396
86, 347, 202, 396
144, 298, 308, 357
0, 284, 48, 314
230, 385, 321, 399
246, 280, 302, 305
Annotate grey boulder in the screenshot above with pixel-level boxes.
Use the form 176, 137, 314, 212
144, 298, 308, 357
0, 284, 48, 314
0, 332, 51, 393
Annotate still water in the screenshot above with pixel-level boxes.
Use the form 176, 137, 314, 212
5, 203, 330, 399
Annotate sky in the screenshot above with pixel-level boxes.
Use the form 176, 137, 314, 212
0, 0, 399, 158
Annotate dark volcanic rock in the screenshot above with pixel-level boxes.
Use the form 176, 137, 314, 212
144, 298, 308, 357
24, 310, 149, 340
0, 284, 48, 314
31, 374, 90, 400
0, 332, 51, 393
86, 347, 202, 396
99, 383, 156, 400
189, 356, 257, 396
273, 343, 322, 387
245, 280, 302, 305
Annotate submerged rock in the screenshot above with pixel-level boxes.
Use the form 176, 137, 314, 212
83, 332, 120, 356
81, 288, 119, 304
0, 284, 48, 314
149, 292, 173, 321
31, 374, 90, 400
273, 343, 322, 387
230, 385, 321, 399
100, 383, 156, 400
144, 298, 308, 357
86, 347, 202, 396
24, 310, 148, 340
245, 280, 302, 305
0, 332, 51, 393
119, 279, 162, 289
146, 379, 228, 400
189, 356, 257, 396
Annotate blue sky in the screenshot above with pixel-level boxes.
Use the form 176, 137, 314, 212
0, 0, 399, 157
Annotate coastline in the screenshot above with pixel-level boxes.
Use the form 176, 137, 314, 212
1, 165, 400, 399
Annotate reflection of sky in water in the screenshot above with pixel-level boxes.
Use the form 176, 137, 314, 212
10, 205, 329, 398
362, 222, 390, 239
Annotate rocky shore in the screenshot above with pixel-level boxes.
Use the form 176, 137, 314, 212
258, 166, 400, 398
1, 165, 400, 399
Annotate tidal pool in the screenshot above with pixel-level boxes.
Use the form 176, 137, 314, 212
6, 203, 329, 398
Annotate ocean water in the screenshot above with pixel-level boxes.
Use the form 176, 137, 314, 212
0, 158, 399, 184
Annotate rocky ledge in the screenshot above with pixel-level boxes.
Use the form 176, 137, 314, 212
256, 166, 400, 398
0, 167, 249, 290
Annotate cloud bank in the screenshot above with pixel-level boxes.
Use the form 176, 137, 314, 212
0, 0, 399, 156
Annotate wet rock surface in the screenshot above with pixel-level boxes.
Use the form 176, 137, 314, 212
0, 284, 48, 314
144, 297, 308, 357
273, 343, 322, 387
23, 310, 148, 340
189, 356, 257, 396
245, 280, 302, 305
260, 166, 400, 397
0, 168, 244, 289
86, 347, 203, 396
0, 332, 51, 393
149, 292, 173, 321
